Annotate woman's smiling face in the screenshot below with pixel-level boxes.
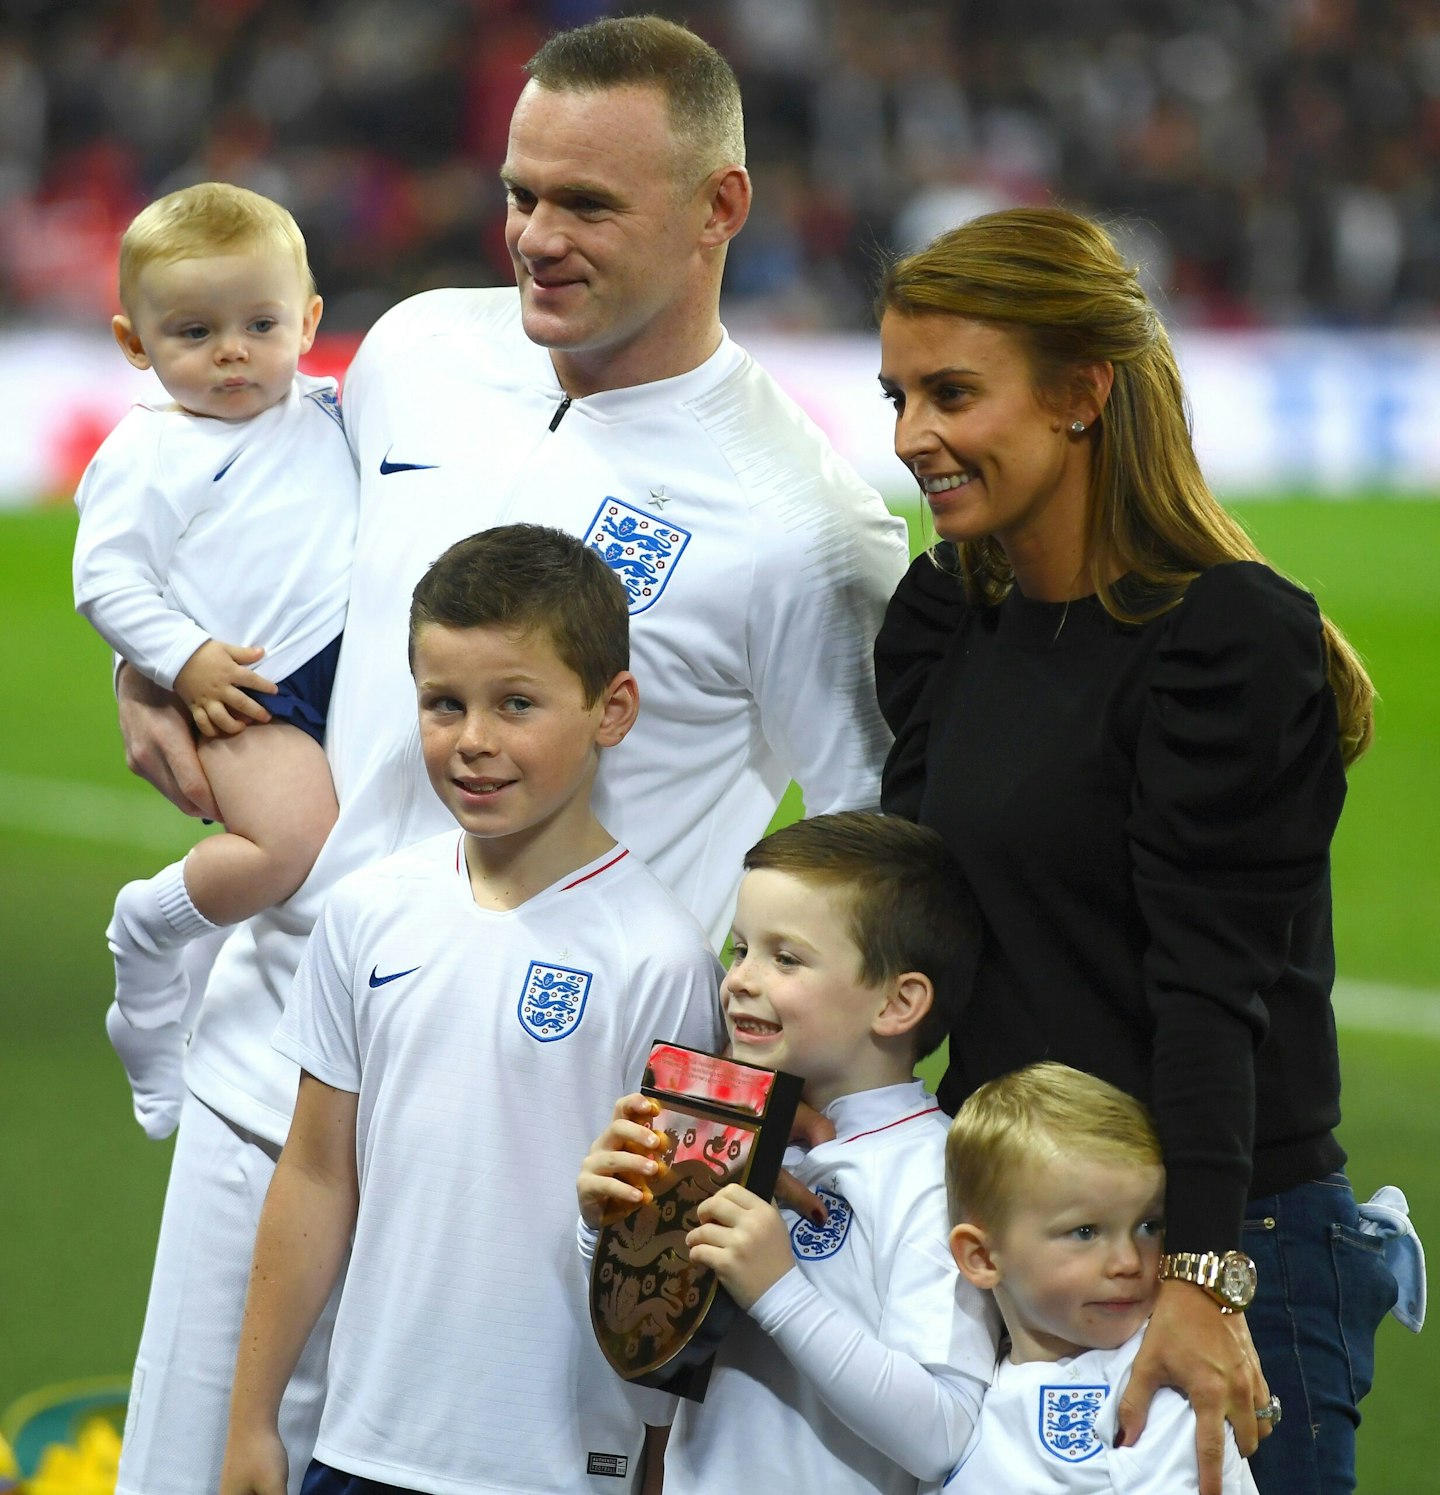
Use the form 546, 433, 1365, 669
879, 310, 1093, 569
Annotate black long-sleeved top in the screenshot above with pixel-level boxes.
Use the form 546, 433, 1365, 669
876, 551, 1348, 1252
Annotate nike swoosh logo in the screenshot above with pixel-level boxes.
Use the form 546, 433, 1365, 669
379, 448, 438, 476
368, 964, 420, 987
213, 455, 239, 482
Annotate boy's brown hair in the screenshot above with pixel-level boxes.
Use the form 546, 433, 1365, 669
408, 524, 629, 706
743, 811, 981, 1061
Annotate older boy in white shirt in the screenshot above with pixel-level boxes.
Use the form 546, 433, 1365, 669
221, 525, 721, 1495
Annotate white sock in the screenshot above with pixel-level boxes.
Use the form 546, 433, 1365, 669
106, 858, 220, 1029
105, 1001, 185, 1141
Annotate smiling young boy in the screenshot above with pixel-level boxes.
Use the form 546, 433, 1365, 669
220, 524, 722, 1495
73, 182, 356, 1139
580, 812, 997, 1495
939, 1063, 1259, 1493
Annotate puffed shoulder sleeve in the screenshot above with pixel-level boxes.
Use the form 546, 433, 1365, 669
875, 546, 966, 821
1128, 561, 1347, 1246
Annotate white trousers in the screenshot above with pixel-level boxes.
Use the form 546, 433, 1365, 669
116, 1089, 340, 1495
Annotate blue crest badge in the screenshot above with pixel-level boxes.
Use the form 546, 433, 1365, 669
584, 499, 691, 615
517, 961, 592, 1041
789, 1187, 852, 1260
306, 384, 345, 431
1039, 1384, 1108, 1463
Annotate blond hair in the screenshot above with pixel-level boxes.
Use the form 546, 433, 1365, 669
878, 206, 1374, 767
525, 14, 745, 188
118, 182, 314, 312
945, 1062, 1161, 1233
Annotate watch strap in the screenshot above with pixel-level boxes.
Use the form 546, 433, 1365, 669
1159, 1250, 1255, 1312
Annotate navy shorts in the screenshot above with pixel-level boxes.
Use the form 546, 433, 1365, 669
241, 632, 342, 747
301, 1458, 422, 1495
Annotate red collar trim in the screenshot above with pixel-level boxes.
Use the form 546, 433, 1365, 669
844, 1104, 940, 1145
562, 848, 629, 889
454, 837, 629, 890
454, 831, 628, 885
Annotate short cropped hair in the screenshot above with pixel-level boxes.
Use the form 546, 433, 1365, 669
946, 1062, 1162, 1233
408, 524, 629, 706
119, 182, 314, 311
525, 14, 745, 185
742, 812, 981, 1063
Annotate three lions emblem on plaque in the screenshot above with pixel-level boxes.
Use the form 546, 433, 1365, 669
589, 1043, 802, 1399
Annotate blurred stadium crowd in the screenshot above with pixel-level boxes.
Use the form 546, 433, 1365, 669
2, 0, 1438, 333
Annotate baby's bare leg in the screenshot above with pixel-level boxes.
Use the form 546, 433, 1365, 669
106, 724, 337, 1135
189, 722, 337, 923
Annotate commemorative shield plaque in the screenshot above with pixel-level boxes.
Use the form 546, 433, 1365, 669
589, 1041, 803, 1400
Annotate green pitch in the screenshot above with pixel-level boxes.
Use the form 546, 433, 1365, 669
1, 501, 1435, 1489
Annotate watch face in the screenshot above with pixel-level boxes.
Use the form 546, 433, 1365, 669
1220, 1254, 1257, 1306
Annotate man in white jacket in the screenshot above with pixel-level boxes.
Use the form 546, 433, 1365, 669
111, 15, 907, 1495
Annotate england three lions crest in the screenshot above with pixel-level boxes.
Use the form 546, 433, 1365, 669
789, 1187, 852, 1260
518, 961, 592, 1041
1039, 1384, 1108, 1463
305, 383, 345, 431
585, 499, 691, 615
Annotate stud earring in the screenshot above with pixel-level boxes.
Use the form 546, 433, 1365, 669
1070, 420, 1087, 434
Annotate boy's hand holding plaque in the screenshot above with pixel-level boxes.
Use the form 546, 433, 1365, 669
583, 1042, 802, 1400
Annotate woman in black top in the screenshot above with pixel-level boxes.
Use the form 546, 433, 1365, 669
874, 207, 1392, 1495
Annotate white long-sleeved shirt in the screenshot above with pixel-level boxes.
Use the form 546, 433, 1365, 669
73, 373, 356, 690
662, 1081, 996, 1495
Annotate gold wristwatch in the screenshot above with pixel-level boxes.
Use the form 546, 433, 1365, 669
1158, 1250, 1257, 1313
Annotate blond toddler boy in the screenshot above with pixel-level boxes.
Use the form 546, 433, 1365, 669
938, 1062, 1259, 1493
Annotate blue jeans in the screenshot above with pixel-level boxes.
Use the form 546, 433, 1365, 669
1243, 1174, 1398, 1495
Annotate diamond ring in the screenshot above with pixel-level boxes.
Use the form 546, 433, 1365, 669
1255, 1394, 1283, 1427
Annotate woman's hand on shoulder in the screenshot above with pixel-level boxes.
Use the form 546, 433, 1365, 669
1116, 1280, 1270, 1495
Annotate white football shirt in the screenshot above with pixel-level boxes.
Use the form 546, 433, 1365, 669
936, 1324, 1260, 1494
73, 372, 356, 690
189, 287, 907, 1143
665, 1081, 997, 1495
276, 831, 723, 1494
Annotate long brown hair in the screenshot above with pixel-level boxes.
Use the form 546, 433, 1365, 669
877, 206, 1373, 765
